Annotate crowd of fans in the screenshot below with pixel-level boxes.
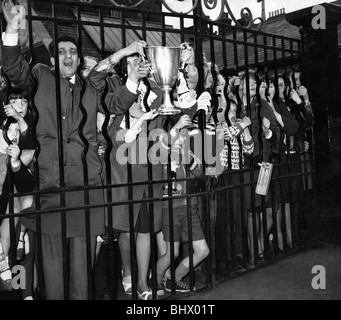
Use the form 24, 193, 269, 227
0, 0, 314, 300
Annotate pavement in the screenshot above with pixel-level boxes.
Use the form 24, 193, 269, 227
1, 181, 340, 301
180, 180, 341, 301
181, 243, 341, 300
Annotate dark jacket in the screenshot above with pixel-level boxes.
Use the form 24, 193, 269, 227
287, 99, 314, 154
245, 97, 280, 168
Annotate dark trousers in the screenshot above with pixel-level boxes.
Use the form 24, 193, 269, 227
216, 172, 246, 266
41, 233, 96, 300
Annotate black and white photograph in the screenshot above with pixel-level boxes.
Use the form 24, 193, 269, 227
0, 0, 340, 309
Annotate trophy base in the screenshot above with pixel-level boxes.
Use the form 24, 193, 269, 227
157, 105, 181, 115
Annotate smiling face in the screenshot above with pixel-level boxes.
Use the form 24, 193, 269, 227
55, 41, 80, 78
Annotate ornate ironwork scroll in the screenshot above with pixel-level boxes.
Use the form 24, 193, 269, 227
109, 0, 265, 29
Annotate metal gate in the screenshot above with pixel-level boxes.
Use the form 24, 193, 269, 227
0, 0, 313, 300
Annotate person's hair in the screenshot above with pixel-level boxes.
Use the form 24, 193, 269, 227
6, 87, 30, 104
0, 116, 18, 137
83, 55, 99, 64
238, 69, 256, 81
48, 36, 81, 58
119, 52, 141, 81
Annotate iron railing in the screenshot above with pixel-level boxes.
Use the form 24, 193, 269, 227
0, 0, 313, 300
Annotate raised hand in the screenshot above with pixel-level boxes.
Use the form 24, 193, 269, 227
178, 89, 197, 109
290, 89, 302, 105
121, 40, 147, 59
7, 142, 21, 164
174, 114, 192, 130
2, 0, 26, 33
197, 91, 212, 113
3, 104, 21, 120
180, 42, 195, 66
139, 109, 159, 121
98, 145, 106, 156
240, 116, 251, 129
297, 85, 310, 103
262, 117, 270, 135
304, 140, 309, 152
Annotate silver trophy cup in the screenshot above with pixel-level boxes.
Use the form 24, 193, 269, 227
144, 46, 182, 115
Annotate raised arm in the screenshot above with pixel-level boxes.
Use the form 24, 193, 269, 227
1, 1, 33, 92
222, 116, 251, 142
88, 41, 150, 116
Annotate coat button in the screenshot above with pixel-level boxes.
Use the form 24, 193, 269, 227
66, 139, 70, 143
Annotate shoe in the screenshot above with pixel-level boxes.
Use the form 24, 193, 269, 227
235, 256, 246, 273
156, 281, 165, 296
96, 289, 112, 300
122, 281, 132, 295
164, 278, 191, 293
234, 262, 246, 273
137, 288, 154, 300
258, 252, 265, 261
259, 251, 272, 261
